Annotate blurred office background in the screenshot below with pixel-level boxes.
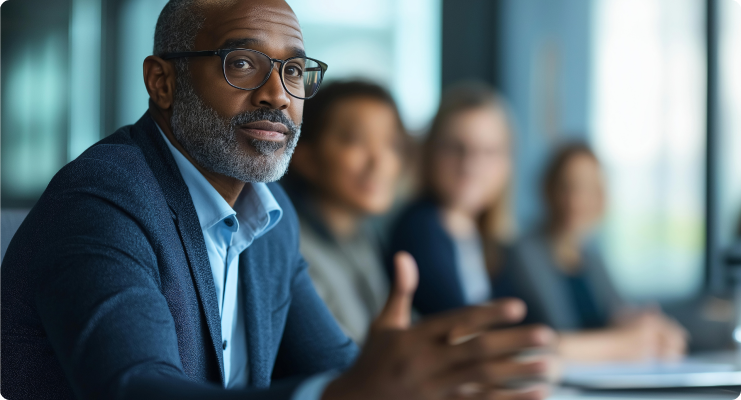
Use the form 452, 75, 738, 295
1, 0, 739, 306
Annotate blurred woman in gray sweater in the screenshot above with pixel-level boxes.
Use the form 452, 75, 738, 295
509, 143, 689, 363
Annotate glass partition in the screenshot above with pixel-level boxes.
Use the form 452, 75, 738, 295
591, 0, 706, 300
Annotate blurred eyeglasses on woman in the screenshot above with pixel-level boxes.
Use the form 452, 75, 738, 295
162, 48, 328, 100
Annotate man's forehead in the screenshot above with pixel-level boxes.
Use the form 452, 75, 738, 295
197, 0, 304, 53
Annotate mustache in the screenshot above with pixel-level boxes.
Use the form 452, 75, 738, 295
229, 108, 300, 136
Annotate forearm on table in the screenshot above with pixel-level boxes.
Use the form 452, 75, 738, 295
557, 329, 626, 362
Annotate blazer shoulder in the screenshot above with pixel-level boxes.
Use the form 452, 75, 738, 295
74, 113, 164, 176
41, 127, 168, 226
80, 127, 144, 164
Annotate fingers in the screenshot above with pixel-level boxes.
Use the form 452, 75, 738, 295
615, 311, 689, 362
631, 312, 688, 361
662, 315, 690, 342
372, 251, 419, 330
658, 317, 688, 360
447, 299, 528, 345
414, 298, 527, 341
659, 335, 686, 361
443, 325, 556, 367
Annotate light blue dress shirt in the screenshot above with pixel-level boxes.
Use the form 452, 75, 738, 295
157, 126, 335, 399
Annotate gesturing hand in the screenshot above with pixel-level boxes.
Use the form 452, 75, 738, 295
323, 252, 557, 400
613, 309, 688, 362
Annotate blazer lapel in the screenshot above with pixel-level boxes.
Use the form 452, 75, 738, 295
130, 113, 225, 383
239, 248, 272, 388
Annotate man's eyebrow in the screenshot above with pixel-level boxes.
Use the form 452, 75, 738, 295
219, 38, 307, 59
220, 38, 260, 49
291, 47, 307, 58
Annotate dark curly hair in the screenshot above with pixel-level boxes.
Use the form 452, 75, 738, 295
300, 80, 404, 143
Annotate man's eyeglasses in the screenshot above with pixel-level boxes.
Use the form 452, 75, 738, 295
162, 48, 328, 100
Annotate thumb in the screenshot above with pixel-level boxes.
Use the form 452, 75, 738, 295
373, 251, 419, 330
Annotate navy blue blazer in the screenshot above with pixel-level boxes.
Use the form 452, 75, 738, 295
1, 113, 357, 400
388, 199, 515, 316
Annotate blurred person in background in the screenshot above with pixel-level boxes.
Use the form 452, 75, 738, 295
508, 142, 688, 363
282, 81, 405, 344
388, 82, 518, 316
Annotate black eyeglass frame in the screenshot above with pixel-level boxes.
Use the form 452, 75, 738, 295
161, 48, 328, 100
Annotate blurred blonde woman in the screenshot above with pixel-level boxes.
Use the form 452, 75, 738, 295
388, 82, 517, 315
508, 143, 688, 363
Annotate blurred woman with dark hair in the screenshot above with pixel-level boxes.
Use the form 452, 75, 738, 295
508, 142, 689, 362
281, 80, 406, 344
388, 82, 517, 316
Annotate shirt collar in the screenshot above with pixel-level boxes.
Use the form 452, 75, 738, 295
155, 123, 282, 236
236, 181, 282, 239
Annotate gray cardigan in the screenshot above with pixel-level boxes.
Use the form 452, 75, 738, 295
508, 232, 624, 331
298, 216, 389, 344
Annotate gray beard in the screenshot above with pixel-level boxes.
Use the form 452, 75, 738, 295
169, 72, 300, 183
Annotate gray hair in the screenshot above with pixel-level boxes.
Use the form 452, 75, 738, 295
153, 0, 204, 56
153, 0, 208, 102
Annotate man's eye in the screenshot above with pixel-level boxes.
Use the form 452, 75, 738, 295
285, 65, 303, 77
231, 59, 253, 70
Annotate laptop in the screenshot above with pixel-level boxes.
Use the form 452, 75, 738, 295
563, 354, 741, 390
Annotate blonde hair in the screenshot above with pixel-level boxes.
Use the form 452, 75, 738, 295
423, 82, 517, 270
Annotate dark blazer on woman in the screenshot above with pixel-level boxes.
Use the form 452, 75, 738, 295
387, 199, 514, 316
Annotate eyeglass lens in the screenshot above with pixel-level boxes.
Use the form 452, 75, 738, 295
224, 50, 323, 98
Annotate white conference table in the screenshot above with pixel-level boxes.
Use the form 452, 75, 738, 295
548, 351, 741, 399
548, 387, 739, 400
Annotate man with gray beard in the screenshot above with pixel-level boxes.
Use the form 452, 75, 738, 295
170, 71, 301, 182
1, 0, 556, 399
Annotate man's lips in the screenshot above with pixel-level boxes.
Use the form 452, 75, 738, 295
238, 121, 288, 141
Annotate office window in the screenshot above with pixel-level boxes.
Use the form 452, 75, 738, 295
1, 0, 71, 206
114, 0, 169, 130
591, 0, 706, 300
287, 0, 442, 131
718, 0, 741, 253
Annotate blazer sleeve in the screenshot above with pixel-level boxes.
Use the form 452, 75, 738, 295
28, 158, 326, 400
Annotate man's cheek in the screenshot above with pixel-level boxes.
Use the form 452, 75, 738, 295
289, 105, 303, 127
210, 93, 253, 117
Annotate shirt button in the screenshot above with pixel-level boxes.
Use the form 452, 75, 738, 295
224, 219, 234, 227
222, 340, 228, 350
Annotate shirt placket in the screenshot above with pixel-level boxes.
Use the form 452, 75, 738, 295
220, 216, 239, 387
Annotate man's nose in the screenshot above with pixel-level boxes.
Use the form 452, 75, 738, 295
250, 64, 291, 110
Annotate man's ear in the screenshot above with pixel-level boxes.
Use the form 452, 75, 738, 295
143, 56, 177, 110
